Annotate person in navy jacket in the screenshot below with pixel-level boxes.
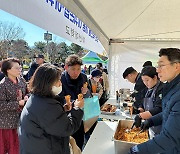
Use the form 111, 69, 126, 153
59, 54, 91, 150
129, 48, 180, 154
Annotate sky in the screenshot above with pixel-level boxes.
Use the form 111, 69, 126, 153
0, 9, 72, 47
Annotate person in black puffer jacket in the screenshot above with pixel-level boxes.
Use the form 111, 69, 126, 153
19, 63, 84, 154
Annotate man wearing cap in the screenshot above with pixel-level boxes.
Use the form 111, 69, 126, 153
123, 67, 146, 112
27, 54, 45, 81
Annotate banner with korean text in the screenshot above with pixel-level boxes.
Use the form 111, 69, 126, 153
0, 0, 105, 54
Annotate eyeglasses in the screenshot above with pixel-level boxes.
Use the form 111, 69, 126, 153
156, 62, 179, 69
12, 67, 22, 70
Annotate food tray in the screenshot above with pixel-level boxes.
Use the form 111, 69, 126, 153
112, 120, 148, 154
101, 111, 115, 115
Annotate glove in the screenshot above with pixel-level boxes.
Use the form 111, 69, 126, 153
134, 114, 142, 128
140, 119, 153, 131
133, 108, 140, 114
128, 145, 139, 154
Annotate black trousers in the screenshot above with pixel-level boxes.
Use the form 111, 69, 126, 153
85, 121, 97, 142
72, 121, 84, 150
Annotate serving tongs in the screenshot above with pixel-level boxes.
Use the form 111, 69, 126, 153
125, 122, 135, 133
132, 129, 144, 139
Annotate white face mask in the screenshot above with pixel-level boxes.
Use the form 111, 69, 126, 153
52, 86, 62, 95
93, 77, 100, 82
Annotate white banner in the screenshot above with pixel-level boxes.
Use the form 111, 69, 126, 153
0, 0, 105, 54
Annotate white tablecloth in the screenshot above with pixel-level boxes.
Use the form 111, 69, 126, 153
82, 98, 135, 154
82, 121, 117, 154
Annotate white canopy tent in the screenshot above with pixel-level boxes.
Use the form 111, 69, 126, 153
58, 0, 180, 95
1, 0, 180, 95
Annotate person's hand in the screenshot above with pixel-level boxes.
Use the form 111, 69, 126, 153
134, 114, 142, 128
74, 98, 84, 109
19, 100, 26, 106
24, 95, 29, 102
128, 145, 139, 154
141, 119, 153, 131
81, 87, 88, 95
63, 102, 72, 111
138, 107, 144, 113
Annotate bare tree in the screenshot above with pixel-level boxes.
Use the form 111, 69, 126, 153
0, 21, 25, 41
0, 21, 25, 59
11, 39, 29, 61
0, 41, 7, 60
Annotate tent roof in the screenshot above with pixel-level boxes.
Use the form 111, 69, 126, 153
59, 0, 180, 52
1, 0, 180, 54
82, 51, 101, 59
82, 51, 104, 64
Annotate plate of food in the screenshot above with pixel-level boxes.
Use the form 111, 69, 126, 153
101, 104, 117, 115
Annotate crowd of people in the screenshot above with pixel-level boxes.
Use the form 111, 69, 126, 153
0, 48, 179, 154
0, 54, 109, 154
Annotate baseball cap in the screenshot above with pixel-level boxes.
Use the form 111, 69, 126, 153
34, 54, 44, 59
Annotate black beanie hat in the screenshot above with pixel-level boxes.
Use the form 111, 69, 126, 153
91, 69, 102, 77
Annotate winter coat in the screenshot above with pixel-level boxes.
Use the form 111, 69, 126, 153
0, 72, 5, 81
59, 71, 90, 150
60, 71, 90, 100
101, 72, 109, 91
19, 94, 83, 154
137, 74, 180, 154
0, 77, 27, 129
27, 62, 39, 80
131, 73, 147, 108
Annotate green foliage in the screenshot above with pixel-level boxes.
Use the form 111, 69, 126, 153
34, 41, 46, 53
69, 43, 83, 54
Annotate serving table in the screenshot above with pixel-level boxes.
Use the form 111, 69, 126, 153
83, 98, 135, 154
